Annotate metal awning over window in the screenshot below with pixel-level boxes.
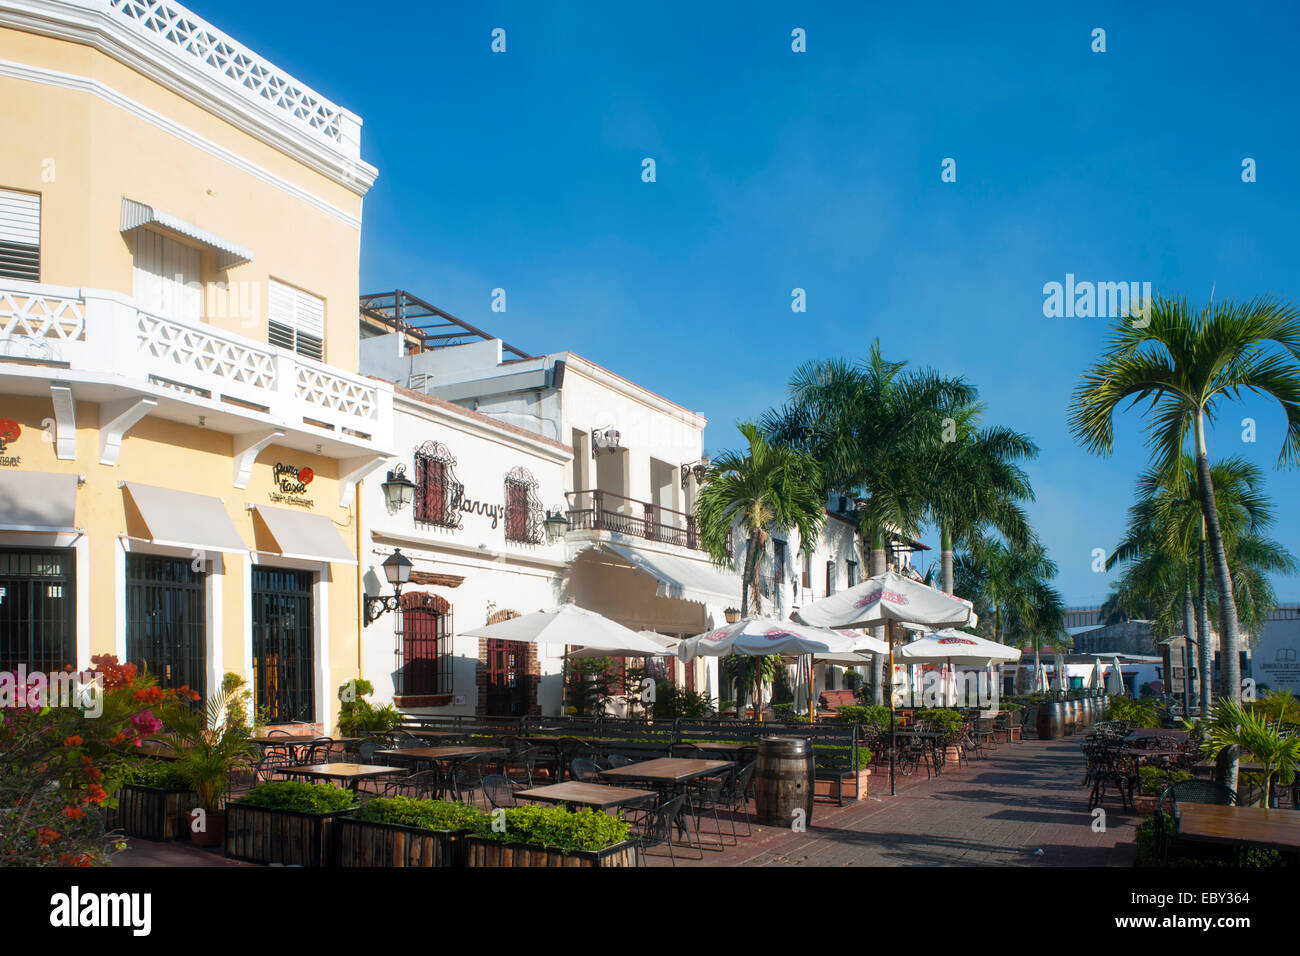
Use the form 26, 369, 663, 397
252, 505, 355, 565
0, 471, 79, 532
598, 542, 741, 608
120, 198, 253, 269
122, 482, 247, 554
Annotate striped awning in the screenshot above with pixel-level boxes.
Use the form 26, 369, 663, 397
120, 198, 253, 269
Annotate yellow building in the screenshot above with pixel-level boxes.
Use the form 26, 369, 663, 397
0, 0, 391, 732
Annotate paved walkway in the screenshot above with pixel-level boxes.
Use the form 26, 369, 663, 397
645, 736, 1137, 867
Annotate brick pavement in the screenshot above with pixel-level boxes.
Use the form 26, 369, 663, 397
644, 736, 1138, 867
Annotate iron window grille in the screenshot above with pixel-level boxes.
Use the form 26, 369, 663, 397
251, 566, 315, 724
412, 440, 463, 529
125, 554, 206, 701
0, 548, 74, 673
503, 466, 544, 544
396, 591, 453, 696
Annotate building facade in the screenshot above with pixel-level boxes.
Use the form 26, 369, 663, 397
0, 0, 389, 732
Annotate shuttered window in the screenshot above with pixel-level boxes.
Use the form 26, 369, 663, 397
132, 228, 202, 322
0, 189, 41, 282
268, 280, 325, 361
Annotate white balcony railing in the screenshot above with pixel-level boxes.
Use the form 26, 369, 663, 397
0, 281, 390, 445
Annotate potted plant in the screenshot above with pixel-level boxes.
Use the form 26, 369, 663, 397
1133, 767, 1192, 815
337, 679, 400, 737
225, 781, 358, 866
105, 757, 196, 842
465, 805, 635, 867
1200, 698, 1300, 807
814, 746, 872, 801
157, 682, 254, 848
337, 796, 482, 867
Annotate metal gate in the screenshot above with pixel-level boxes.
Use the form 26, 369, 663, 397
251, 567, 314, 724
0, 548, 74, 672
125, 554, 206, 699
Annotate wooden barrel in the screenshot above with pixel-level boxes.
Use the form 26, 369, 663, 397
1036, 700, 1065, 739
1078, 698, 1091, 727
1063, 699, 1078, 735
754, 736, 813, 828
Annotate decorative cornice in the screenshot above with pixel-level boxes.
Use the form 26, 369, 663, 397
0, 0, 377, 195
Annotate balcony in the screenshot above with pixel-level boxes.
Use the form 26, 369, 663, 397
564, 488, 728, 556
0, 280, 393, 459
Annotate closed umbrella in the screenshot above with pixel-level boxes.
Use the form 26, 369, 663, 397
795, 571, 979, 796
1088, 658, 1104, 691
1107, 657, 1126, 696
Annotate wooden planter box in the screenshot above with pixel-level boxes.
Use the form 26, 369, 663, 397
814, 769, 870, 802
1133, 794, 1158, 816
464, 836, 637, 868
106, 785, 196, 842
336, 818, 468, 867
224, 803, 354, 867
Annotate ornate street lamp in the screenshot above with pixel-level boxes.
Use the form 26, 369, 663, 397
365, 549, 413, 623
381, 464, 417, 511
543, 508, 570, 541
724, 607, 741, 624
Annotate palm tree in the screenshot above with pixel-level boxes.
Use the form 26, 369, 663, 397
1106, 457, 1296, 715
1200, 698, 1300, 807
913, 399, 1038, 594
762, 342, 973, 701
955, 535, 1066, 687
695, 423, 825, 715
1070, 294, 1300, 729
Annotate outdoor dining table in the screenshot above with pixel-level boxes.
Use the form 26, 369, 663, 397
1124, 729, 1190, 743
278, 762, 405, 791
1174, 803, 1300, 855
514, 781, 658, 810
600, 757, 734, 851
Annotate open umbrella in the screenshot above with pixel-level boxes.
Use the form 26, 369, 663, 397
460, 604, 669, 654
564, 630, 678, 659
896, 629, 1018, 708
795, 571, 979, 795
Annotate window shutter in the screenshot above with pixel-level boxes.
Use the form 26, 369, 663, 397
0, 189, 40, 281
268, 280, 325, 360
132, 228, 201, 322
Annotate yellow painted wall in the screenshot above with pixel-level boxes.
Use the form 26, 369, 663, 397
0, 392, 362, 725
0, 26, 365, 372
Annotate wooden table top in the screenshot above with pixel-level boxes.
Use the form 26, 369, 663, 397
1125, 729, 1190, 741
402, 729, 465, 739
515, 781, 658, 809
376, 746, 507, 761
600, 757, 733, 782
281, 763, 403, 780
687, 741, 758, 752
250, 736, 359, 746
1175, 803, 1300, 852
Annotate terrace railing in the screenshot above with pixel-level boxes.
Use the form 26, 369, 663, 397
565, 488, 727, 554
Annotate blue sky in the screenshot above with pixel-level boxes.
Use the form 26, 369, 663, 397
215, 1, 1299, 606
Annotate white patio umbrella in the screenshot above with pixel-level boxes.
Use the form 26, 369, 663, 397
1051, 652, 1067, 692
1107, 656, 1126, 696
676, 618, 869, 661
460, 604, 669, 654
794, 571, 980, 796
563, 630, 678, 659
1032, 660, 1051, 693
896, 629, 1019, 708
1088, 657, 1104, 691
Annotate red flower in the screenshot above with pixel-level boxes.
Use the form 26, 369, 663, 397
84, 784, 107, 805
62, 735, 83, 747
36, 827, 60, 847
61, 806, 86, 821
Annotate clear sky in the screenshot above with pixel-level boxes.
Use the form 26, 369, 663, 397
213, 0, 1299, 606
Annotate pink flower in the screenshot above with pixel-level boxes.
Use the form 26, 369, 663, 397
130, 710, 162, 738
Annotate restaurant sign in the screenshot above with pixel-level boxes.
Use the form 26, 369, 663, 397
0, 419, 21, 467
270, 462, 315, 508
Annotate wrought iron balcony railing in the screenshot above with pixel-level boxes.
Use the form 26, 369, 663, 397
564, 488, 729, 555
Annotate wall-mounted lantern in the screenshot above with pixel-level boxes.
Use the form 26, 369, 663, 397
381, 464, 417, 511
591, 426, 621, 457
680, 456, 712, 489
543, 508, 571, 542
365, 549, 413, 624
724, 607, 741, 624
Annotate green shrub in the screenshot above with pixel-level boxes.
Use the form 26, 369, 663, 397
771, 702, 810, 723
914, 708, 964, 741
1109, 696, 1160, 729
337, 680, 400, 736
471, 805, 629, 854
1138, 766, 1193, 796
236, 781, 358, 814
814, 745, 872, 771
652, 679, 713, 719
353, 797, 482, 831
120, 758, 189, 790
833, 704, 891, 730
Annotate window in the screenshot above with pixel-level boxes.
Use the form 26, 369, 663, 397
0, 548, 74, 672
846, 559, 859, 588
773, 539, 787, 587
125, 555, 206, 700
133, 228, 201, 322
826, 560, 836, 595
251, 566, 314, 723
0, 188, 40, 281
268, 279, 325, 361
802, 552, 812, 589
504, 466, 542, 544
397, 592, 452, 697
413, 441, 461, 529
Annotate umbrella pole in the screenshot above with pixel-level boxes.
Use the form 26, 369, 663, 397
888, 621, 896, 797
807, 654, 815, 724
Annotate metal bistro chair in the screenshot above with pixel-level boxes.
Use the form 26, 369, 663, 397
1088, 747, 1138, 812
570, 757, 603, 783
1155, 779, 1238, 864
254, 752, 293, 784
380, 768, 441, 801
445, 753, 490, 805
629, 794, 690, 867
482, 774, 521, 810
605, 753, 636, 769
358, 736, 389, 764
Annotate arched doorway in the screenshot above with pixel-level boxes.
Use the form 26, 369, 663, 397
395, 591, 452, 708
477, 609, 538, 717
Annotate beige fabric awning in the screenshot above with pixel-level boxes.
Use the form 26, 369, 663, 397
599, 542, 742, 608
253, 505, 355, 564
0, 471, 79, 532
123, 482, 246, 554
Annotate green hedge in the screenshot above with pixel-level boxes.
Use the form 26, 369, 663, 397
1109, 696, 1160, 729
353, 796, 482, 831
236, 781, 358, 814
120, 757, 189, 790
1138, 766, 1193, 797
471, 805, 629, 854
832, 705, 892, 730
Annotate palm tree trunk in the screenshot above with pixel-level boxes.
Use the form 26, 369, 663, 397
940, 523, 954, 595
1195, 536, 1213, 717
1194, 411, 1240, 792
1183, 586, 1199, 711
869, 531, 887, 705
